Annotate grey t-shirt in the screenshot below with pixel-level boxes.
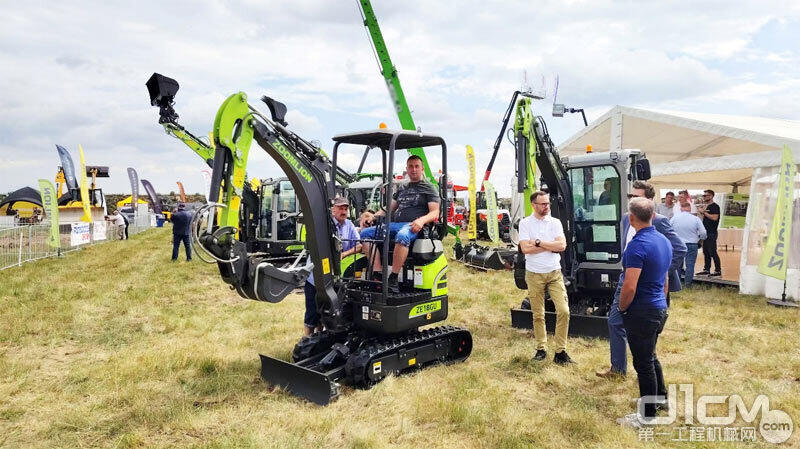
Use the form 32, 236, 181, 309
655, 203, 674, 219
392, 180, 439, 223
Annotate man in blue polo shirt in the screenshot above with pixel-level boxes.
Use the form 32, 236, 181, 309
616, 197, 671, 428
596, 180, 685, 379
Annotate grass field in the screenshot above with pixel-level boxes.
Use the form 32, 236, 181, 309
1, 228, 798, 448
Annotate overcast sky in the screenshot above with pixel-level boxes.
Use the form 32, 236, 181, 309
1, 0, 798, 197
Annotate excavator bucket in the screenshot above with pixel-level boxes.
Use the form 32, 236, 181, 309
249, 261, 311, 303
461, 243, 515, 271
259, 354, 340, 405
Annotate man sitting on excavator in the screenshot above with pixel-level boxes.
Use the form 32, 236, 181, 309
360, 155, 440, 293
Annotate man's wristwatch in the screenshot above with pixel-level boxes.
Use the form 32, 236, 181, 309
535, 239, 541, 247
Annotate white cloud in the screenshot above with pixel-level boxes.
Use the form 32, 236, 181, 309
1, 1, 798, 198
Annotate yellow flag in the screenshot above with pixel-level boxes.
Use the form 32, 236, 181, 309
466, 145, 477, 240
78, 144, 92, 222
757, 145, 796, 280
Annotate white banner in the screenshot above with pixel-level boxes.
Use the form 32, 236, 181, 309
93, 221, 107, 241
70, 222, 91, 246
201, 169, 212, 202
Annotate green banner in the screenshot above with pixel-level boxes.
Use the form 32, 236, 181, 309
757, 145, 796, 280
37, 179, 60, 249
484, 180, 499, 244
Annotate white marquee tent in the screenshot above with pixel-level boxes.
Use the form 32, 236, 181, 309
559, 106, 800, 300
560, 106, 800, 191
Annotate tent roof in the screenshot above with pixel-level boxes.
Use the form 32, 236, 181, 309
559, 106, 800, 187
0, 186, 42, 209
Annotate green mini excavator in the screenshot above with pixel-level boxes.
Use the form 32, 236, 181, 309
191, 91, 472, 405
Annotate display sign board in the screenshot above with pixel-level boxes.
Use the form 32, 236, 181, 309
721, 193, 749, 229
70, 222, 91, 246
93, 221, 107, 241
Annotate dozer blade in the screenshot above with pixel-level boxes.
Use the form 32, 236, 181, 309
259, 354, 339, 405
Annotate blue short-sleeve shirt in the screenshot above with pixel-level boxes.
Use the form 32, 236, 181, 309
621, 226, 672, 310
307, 218, 360, 286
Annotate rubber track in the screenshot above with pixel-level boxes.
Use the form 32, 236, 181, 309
345, 325, 472, 387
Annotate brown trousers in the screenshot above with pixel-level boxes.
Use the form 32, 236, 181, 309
526, 269, 570, 352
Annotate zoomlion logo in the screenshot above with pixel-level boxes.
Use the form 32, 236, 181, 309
41, 185, 53, 206
275, 142, 312, 183
765, 162, 793, 269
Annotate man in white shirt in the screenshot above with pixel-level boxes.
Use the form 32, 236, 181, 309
518, 190, 573, 365
109, 210, 126, 240
670, 203, 707, 287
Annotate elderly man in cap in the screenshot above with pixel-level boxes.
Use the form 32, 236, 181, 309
170, 202, 192, 261
303, 196, 361, 335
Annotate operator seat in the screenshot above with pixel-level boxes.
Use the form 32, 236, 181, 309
409, 225, 443, 264
375, 223, 443, 265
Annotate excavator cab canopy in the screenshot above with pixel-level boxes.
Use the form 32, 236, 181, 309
332, 129, 444, 151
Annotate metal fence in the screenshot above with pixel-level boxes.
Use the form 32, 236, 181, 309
0, 221, 151, 270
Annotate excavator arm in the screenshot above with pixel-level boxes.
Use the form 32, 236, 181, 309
530, 115, 576, 282
161, 123, 215, 167
358, 0, 434, 184
197, 92, 344, 327
147, 72, 264, 236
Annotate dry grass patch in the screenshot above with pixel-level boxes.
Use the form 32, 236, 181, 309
1, 228, 798, 448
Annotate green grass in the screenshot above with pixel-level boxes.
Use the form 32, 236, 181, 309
1, 228, 798, 448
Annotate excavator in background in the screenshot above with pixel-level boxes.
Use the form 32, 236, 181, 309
489, 94, 652, 337
440, 86, 652, 336
54, 145, 109, 222
458, 90, 542, 270
190, 90, 471, 404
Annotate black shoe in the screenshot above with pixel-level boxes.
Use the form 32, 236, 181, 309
709, 271, 721, 277
532, 349, 547, 361
553, 351, 574, 365
697, 270, 710, 276
371, 271, 383, 281
387, 273, 400, 294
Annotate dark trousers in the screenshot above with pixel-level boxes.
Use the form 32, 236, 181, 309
172, 234, 191, 261
622, 307, 668, 419
303, 281, 320, 328
702, 232, 720, 272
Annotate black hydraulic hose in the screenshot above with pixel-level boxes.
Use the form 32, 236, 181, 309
482, 91, 520, 190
